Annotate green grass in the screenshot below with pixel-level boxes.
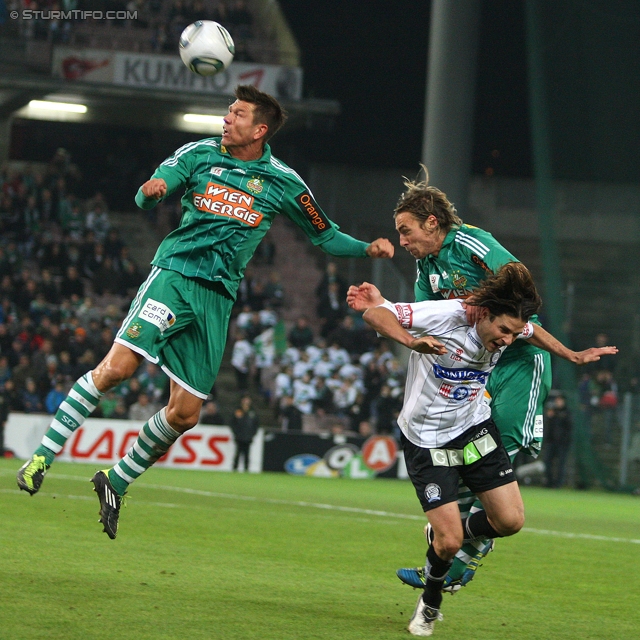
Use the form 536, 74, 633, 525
1, 459, 639, 640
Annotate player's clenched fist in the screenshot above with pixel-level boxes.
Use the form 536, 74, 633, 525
141, 178, 168, 199
366, 238, 395, 258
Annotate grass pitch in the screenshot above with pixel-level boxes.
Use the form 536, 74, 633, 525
1, 459, 639, 640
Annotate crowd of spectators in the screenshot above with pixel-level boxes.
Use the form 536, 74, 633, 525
8, 0, 256, 61
228, 260, 407, 439
0, 155, 167, 453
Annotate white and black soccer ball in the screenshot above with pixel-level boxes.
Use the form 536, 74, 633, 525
179, 20, 235, 76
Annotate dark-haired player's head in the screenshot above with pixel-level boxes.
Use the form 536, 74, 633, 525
234, 84, 288, 143
468, 262, 542, 352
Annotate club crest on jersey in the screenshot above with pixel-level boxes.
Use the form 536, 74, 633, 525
126, 322, 142, 338
246, 176, 264, 194
193, 182, 264, 227
451, 270, 467, 288
210, 167, 224, 176
424, 483, 442, 503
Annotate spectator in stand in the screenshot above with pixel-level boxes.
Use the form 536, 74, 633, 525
40, 269, 60, 305
293, 372, 316, 415
60, 203, 85, 241
12, 354, 37, 392
312, 376, 335, 416
85, 202, 111, 243
22, 378, 44, 413
59, 265, 85, 300
263, 271, 284, 308
594, 369, 618, 445
230, 395, 259, 471
38, 242, 69, 278
3, 378, 23, 412
279, 394, 302, 431
288, 315, 314, 350
200, 400, 226, 425
544, 393, 573, 488
372, 384, 402, 435
104, 228, 125, 262
45, 380, 67, 415
0, 355, 11, 384
317, 281, 348, 338
315, 261, 348, 302
0, 379, 10, 455
92, 257, 121, 296
128, 392, 160, 422
231, 330, 253, 392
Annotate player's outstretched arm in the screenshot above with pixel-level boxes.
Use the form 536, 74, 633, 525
318, 231, 394, 259
525, 324, 619, 364
346, 282, 385, 311
362, 306, 447, 355
135, 178, 168, 210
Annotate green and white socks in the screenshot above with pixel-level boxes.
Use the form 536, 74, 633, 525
108, 408, 181, 496
35, 371, 103, 465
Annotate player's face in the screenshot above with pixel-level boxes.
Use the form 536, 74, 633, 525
395, 212, 443, 258
222, 100, 264, 149
476, 313, 526, 352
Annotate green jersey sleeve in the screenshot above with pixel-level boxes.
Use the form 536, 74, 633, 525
134, 142, 196, 210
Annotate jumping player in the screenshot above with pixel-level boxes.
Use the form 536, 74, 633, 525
16, 84, 394, 539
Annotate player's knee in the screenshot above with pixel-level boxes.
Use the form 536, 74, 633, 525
165, 404, 200, 432
434, 532, 463, 560
495, 510, 525, 537
93, 359, 136, 389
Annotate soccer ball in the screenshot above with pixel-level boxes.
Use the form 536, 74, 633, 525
179, 20, 235, 76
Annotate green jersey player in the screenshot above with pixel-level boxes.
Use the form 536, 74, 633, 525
392, 166, 617, 593
16, 85, 394, 539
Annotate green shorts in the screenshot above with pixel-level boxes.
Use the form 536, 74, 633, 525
485, 350, 552, 458
115, 266, 234, 399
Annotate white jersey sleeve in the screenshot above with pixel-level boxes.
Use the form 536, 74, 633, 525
379, 299, 467, 337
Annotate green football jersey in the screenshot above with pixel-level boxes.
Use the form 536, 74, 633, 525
414, 224, 543, 362
136, 138, 345, 300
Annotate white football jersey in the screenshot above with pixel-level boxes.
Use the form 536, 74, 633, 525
381, 299, 532, 448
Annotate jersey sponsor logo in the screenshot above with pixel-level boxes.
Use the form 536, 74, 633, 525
534, 414, 543, 437
424, 483, 441, 503
440, 288, 473, 300
433, 363, 489, 384
429, 274, 440, 292
295, 191, 331, 234
468, 332, 482, 349
394, 303, 413, 328
472, 254, 493, 273
210, 167, 224, 176
138, 299, 176, 333
520, 322, 534, 339
438, 382, 480, 402
193, 182, 264, 227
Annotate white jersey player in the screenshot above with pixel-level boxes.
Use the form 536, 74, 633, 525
348, 262, 542, 637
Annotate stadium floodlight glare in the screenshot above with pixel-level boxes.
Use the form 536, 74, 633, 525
183, 113, 225, 125
28, 100, 87, 113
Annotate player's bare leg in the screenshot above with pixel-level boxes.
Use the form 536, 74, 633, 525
17, 343, 142, 495
94, 379, 204, 538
